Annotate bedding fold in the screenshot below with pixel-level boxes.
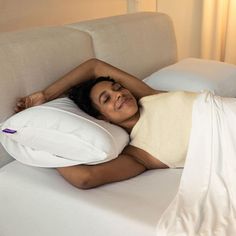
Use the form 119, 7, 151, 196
156, 91, 236, 235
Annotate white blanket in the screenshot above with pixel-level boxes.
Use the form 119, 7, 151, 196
156, 92, 236, 235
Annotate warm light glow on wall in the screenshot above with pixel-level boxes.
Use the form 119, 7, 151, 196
127, 0, 139, 12
201, 0, 236, 63
224, 0, 236, 63
127, 0, 158, 13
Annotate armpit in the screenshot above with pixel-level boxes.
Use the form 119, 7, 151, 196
122, 145, 169, 170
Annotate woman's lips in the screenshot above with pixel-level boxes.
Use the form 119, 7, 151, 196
116, 96, 132, 110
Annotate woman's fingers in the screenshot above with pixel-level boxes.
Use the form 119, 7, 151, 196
16, 101, 25, 107
15, 92, 45, 113
15, 97, 28, 112
14, 105, 23, 113
24, 97, 31, 108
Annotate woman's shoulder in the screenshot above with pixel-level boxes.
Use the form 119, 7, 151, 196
139, 90, 167, 102
139, 90, 199, 104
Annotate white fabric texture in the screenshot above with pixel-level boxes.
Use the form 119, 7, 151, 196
0, 123, 13, 167
156, 92, 236, 235
0, 161, 182, 236
144, 58, 236, 97
0, 98, 129, 167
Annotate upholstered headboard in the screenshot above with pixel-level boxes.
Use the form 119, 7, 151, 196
67, 12, 177, 79
0, 12, 177, 167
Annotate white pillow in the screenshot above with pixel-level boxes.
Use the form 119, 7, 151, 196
144, 58, 236, 97
0, 98, 129, 167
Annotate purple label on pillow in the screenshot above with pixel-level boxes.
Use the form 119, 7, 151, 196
2, 128, 17, 134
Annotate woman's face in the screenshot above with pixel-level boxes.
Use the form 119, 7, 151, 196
90, 81, 139, 126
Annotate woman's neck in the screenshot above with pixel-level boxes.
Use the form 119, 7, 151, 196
119, 110, 140, 134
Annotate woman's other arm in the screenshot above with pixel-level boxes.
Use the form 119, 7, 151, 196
57, 153, 146, 189
57, 144, 168, 189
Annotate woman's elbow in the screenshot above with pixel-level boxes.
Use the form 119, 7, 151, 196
57, 167, 94, 190
87, 58, 101, 69
74, 172, 94, 190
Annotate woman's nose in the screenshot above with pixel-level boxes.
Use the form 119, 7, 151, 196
113, 90, 122, 101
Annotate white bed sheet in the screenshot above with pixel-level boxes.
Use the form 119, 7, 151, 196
156, 92, 236, 235
0, 161, 182, 236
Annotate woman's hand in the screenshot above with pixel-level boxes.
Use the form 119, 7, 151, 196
15, 91, 47, 113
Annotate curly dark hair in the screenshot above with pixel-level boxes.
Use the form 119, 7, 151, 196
68, 76, 115, 118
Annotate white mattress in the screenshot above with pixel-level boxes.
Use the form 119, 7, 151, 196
0, 161, 182, 236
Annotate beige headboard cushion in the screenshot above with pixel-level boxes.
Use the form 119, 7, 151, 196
67, 12, 177, 79
0, 27, 94, 122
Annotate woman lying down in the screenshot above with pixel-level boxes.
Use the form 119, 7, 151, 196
13, 59, 232, 189
15, 58, 236, 233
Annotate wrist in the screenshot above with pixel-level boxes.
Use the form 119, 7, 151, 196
42, 90, 50, 102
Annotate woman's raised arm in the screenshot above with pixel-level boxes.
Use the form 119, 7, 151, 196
93, 59, 157, 99
15, 58, 157, 112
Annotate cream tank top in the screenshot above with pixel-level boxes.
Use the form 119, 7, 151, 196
130, 91, 198, 168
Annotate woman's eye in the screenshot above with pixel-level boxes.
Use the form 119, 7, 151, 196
103, 96, 110, 104
114, 83, 122, 91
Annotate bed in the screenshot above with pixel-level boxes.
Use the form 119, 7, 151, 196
0, 161, 182, 236
1, 11, 236, 236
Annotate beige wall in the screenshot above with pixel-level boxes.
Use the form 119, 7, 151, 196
158, 0, 202, 60
127, 0, 156, 13
0, 0, 127, 32
0, 0, 156, 32
139, 0, 157, 12
0, 0, 203, 60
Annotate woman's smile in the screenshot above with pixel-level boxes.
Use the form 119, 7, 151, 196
115, 95, 133, 110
